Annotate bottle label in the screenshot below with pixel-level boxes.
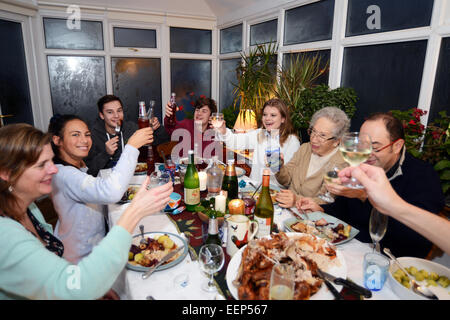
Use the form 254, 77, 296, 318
254, 216, 272, 238
184, 188, 200, 205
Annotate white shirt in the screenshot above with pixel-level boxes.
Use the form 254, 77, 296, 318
216, 128, 301, 188
51, 145, 139, 263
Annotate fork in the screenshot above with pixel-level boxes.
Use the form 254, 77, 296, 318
139, 225, 148, 246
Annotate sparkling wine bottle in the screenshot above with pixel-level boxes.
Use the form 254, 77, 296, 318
205, 210, 222, 246
167, 93, 177, 126
221, 159, 238, 200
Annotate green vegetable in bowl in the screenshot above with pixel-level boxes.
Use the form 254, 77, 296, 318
194, 198, 226, 218
392, 266, 450, 289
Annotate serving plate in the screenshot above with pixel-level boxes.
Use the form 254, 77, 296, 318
388, 257, 450, 300
134, 162, 147, 175
127, 231, 188, 272
284, 211, 359, 245
226, 232, 347, 300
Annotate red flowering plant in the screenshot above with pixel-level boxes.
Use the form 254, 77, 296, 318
390, 108, 450, 196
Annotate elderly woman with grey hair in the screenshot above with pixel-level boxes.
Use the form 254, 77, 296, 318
275, 107, 350, 208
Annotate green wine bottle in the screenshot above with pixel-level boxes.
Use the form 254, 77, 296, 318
205, 208, 222, 246
221, 159, 239, 200
254, 169, 274, 238
184, 150, 200, 211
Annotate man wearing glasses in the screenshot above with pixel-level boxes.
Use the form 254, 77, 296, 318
302, 112, 444, 258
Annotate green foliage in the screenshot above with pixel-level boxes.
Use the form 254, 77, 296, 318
390, 108, 450, 196
290, 84, 358, 132
194, 198, 226, 218
222, 105, 239, 129
232, 43, 278, 115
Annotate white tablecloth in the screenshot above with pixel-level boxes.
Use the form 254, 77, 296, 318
105, 172, 401, 300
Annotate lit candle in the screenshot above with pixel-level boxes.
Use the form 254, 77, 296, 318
215, 191, 227, 214
198, 171, 207, 191
228, 199, 245, 215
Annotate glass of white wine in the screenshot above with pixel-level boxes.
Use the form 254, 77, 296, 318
269, 263, 296, 300
211, 112, 224, 129
339, 132, 372, 189
369, 208, 388, 253
318, 162, 347, 203
199, 244, 225, 292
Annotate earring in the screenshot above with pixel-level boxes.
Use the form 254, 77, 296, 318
8, 185, 13, 193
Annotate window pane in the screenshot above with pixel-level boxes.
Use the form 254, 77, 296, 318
429, 37, 450, 123
346, 0, 434, 37
341, 40, 428, 130
43, 18, 103, 50
284, 0, 335, 46
113, 27, 156, 48
282, 50, 331, 86
220, 58, 241, 109
220, 24, 242, 54
47, 56, 106, 124
170, 59, 211, 120
250, 19, 277, 46
111, 57, 162, 123
170, 27, 211, 54
0, 19, 33, 125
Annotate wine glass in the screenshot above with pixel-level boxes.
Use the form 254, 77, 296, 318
147, 171, 171, 215
269, 263, 295, 300
211, 113, 224, 129
318, 162, 347, 203
339, 132, 372, 189
198, 244, 225, 292
369, 208, 389, 253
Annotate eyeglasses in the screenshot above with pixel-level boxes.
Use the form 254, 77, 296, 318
372, 138, 401, 153
307, 128, 335, 142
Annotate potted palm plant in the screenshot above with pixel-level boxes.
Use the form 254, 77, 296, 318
230, 43, 278, 125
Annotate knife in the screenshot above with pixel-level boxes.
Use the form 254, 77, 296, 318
318, 269, 372, 299
316, 269, 344, 300
142, 245, 184, 280
317, 268, 344, 300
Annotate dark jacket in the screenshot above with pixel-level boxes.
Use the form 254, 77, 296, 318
85, 118, 169, 176
323, 150, 445, 258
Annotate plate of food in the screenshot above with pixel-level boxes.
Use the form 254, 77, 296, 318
284, 211, 359, 245
118, 185, 141, 203
127, 231, 188, 272
226, 232, 347, 300
134, 162, 147, 175
240, 184, 280, 204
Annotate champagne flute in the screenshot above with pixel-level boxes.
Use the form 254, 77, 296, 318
199, 244, 225, 292
339, 132, 372, 189
369, 208, 388, 253
211, 112, 224, 129
269, 263, 295, 300
318, 162, 347, 203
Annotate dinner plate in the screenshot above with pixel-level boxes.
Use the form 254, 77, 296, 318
127, 231, 188, 272
284, 211, 359, 245
226, 232, 347, 300
134, 162, 147, 175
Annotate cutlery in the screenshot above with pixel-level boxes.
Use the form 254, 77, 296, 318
183, 232, 197, 262
316, 269, 344, 300
115, 123, 121, 135
142, 245, 185, 280
286, 207, 304, 220
250, 182, 262, 199
383, 248, 438, 300
317, 269, 372, 298
139, 225, 148, 246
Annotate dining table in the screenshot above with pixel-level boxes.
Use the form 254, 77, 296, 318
101, 165, 402, 300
